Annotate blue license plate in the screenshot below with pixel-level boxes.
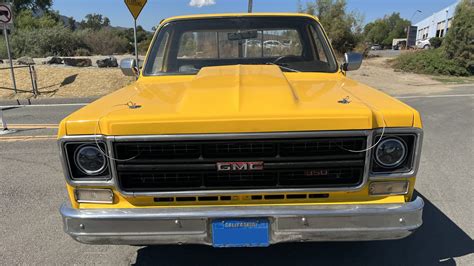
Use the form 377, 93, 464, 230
212, 218, 270, 248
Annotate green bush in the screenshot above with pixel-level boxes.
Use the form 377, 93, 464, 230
393, 49, 470, 76
443, 0, 474, 74
11, 25, 83, 57
393, 0, 473, 76
80, 28, 129, 55
354, 42, 370, 57
74, 48, 92, 56
2, 7, 155, 58
0, 38, 7, 59
137, 36, 154, 55
429, 37, 443, 48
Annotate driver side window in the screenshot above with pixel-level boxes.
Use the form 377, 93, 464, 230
309, 26, 329, 63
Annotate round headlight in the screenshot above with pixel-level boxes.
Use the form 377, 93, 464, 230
74, 145, 107, 175
375, 138, 407, 168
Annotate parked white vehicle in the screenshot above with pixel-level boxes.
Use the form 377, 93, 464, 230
370, 44, 383, 50
416, 39, 431, 49
263, 40, 284, 49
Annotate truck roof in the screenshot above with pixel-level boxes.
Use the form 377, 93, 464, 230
160, 13, 319, 25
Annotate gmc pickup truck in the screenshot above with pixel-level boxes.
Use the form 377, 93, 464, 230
59, 13, 424, 247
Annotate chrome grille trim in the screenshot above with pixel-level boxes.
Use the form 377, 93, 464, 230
109, 130, 372, 197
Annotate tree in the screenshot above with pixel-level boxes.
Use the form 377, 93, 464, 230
79, 13, 111, 31
14, 9, 62, 29
67, 17, 77, 31
429, 37, 443, 48
116, 25, 153, 53
302, 0, 363, 53
443, 0, 474, 74
12, 0, 52, 12
364, 13, 410, 47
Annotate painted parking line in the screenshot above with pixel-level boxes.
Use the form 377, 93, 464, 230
396, 94, 474, 99
0, 135, 57, 142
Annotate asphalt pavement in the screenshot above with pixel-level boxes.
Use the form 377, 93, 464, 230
0, 88, 473, 265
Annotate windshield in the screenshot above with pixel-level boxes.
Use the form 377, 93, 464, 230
144, 17, 338, 75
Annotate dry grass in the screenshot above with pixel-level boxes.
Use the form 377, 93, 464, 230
347, 57, 473, 96
0, 64, 133, 99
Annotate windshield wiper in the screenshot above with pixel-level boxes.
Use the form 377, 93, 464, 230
267, 62, 300, 73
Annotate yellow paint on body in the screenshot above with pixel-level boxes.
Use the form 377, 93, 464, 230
60, 65, 420, 136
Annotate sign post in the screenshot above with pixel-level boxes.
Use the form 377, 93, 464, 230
124, 0, 147, 71
0, 105, 15, 135
0, 3, 17, 94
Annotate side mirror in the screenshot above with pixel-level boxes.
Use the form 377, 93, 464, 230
342, 52, 363, 71
120, 58, 139, 77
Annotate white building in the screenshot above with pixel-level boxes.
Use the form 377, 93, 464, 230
414, 1, 460, 41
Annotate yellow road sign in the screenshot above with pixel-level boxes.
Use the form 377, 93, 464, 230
124, 0, 148, 20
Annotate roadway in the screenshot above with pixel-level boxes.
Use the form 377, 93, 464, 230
0, 88, 473, 265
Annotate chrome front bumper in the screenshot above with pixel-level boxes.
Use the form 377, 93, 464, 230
60, 197, 424, 245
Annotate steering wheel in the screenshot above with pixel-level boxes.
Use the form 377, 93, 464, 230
272, 55, 303, 65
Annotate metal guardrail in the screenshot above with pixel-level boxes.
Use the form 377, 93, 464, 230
0, 64, 39, 97
0, 64, 39, 134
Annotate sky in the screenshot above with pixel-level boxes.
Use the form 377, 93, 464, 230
52, 0, 460, 31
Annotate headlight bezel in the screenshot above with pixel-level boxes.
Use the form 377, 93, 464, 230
369, 129, 423, 178
62, 140, 111, 181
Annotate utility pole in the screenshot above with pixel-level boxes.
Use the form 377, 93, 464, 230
248, 0, 253, 13
410, 10, 422, 24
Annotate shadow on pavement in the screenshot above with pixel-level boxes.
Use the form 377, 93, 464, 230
132, 192, 473, 266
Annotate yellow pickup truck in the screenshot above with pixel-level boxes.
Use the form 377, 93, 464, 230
59, 13, 424, 247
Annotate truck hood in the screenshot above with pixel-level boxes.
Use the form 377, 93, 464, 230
61, 65, 418, 136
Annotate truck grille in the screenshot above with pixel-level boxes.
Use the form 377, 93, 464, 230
113, 137, 367, 192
